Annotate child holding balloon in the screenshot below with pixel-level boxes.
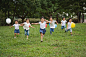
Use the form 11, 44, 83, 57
48, 16, 58, 35
22, 18, 34, 39
31, 16, 48, 42
65, 18, 75, 36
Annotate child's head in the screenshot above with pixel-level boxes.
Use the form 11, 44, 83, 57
62, 17, 65, 21
26, 18, 29, 23
15, 20, 18, 24
68, 18, 72, 22
50, 16, 53, 21
40, 16, 44, 22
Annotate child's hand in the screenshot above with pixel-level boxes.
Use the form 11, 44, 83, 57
31, 23, 33, 24
32, 27, 35, 28
9, 27, 11, 29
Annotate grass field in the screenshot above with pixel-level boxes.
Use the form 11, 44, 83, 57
0, 23, 86, 57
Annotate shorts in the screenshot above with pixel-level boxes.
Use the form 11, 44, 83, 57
67, 28, 72, 32
14, 29, 20, 33
61, 26, 66, 29
25, 29, 29, 36
40, 28, 46, 34
50, 28, 54, 32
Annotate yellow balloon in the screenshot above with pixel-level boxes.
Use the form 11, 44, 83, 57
71, 23, 75, 28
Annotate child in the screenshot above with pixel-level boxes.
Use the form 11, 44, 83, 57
22, 18, 34, 39
65, 18, 73, 36
61, 17, 67, 30
10, 20, 21, 38
31, 16, 48, 42
48, 16, 58, 35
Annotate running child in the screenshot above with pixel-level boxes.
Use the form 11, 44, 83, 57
48, 16, 58, 35
22, 18, 34, 39
10, 20, 22, 38
65, 18, 73, 36
61, 17, 67, 30
31, 16, 48, 42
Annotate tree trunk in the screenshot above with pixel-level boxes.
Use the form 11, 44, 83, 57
22, 18, 24, 23
77, 11, 81, 23
56, 14, 58, 22
8, 11, 9, 18
82, 14, 84, 23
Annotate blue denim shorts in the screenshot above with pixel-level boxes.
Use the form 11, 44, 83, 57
25, 29, 29, 36
40, 28, 46, 34
14, 29, 20, 33
61, 26, 66, 29
50, 28, 54, 32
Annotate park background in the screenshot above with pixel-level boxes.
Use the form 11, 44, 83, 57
0, 0, 86, 57
0, 0, 86, 25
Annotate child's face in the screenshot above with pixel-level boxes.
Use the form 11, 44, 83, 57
41, 18, 44, 22
69, 19, 72, 22
50, 18, 52, 21
63, 18, 65, 21
26, 20, 29, 23
15, 21, 18, 24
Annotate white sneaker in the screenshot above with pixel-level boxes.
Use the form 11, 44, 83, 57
27, 38, 28, 39
14, 37, 16, 38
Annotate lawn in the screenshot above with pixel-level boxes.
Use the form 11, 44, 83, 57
0, 23, 86, 57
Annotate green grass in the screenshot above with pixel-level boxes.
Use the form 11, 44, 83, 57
0, 23, 86, 57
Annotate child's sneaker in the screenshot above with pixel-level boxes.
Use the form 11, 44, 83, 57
71, 34, 73, 36
27, 38, 28, 39
41, 40, 43, 42
14, 37, 16, 38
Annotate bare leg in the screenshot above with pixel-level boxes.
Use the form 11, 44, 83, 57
14, 33, 16, 38
27, 35, 28, 39
41, 33, 43, 42
17, 33, 19, 35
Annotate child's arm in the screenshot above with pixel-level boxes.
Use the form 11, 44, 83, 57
20, 23, 24, 26
44, 19, 49, 23
30, 26, 35, 28
31, 23, 39, 25
10, 26, 13, 28
56, 21, 58, 25
67, 24, 68, 29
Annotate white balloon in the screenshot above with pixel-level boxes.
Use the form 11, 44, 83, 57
6, 18, 11, 24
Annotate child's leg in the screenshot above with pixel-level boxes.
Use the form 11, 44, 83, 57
50, 28, 52, 34
14, 33, 16, 38
26, 30, 29, 39
52, 28, 54, 32
17, 33, 19, 35
70, 29, 73, 35
41, 33, 43, 42
61, 26, 63, 30
24, 29, 26, 36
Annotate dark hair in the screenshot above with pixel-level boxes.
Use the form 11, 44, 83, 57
50, 16, 52, 19
15, 20, 18, 22
40, 16, 44, 19
62, 17, 65, 20
26, 18, 29, 21
68, 18, 72, 21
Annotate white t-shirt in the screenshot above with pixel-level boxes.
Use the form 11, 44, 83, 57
68, 22, 73, 29
13, 24, 20, 29
61, 20, 67, 26
49, 20, 56, 28
39, 22, 46, 29
23, 22, 31, 30
23, 22, 26, 29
